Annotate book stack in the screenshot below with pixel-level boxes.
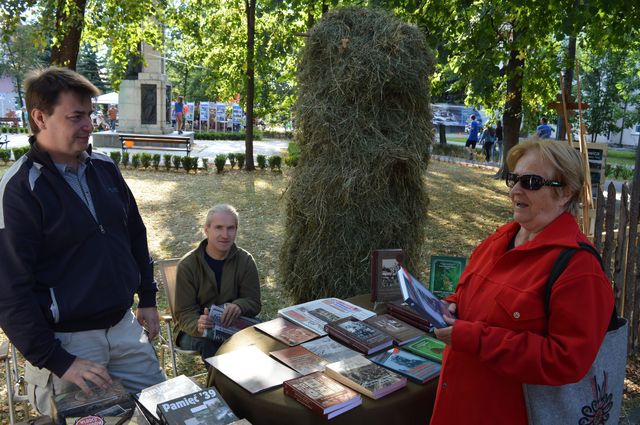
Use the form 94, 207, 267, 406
283, 372, 362, 420
205, 304, 261, 343
404, 335, 447, 363
324, 355, 407, 399
368, 347, 441, 384
134, 375, 202, 424
156, 388, 238, 425
364, 314, 426, 346
386, 301, 432, 331
51, 380, 134, 425
324, 317, 393, 355
269, 345, 329, 375
301, 336, 361, 364
255, 317, 320, 346
278, 298, 376, 336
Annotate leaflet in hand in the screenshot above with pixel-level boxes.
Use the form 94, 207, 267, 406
204, 304, 260, 342
396, 267, 455, 328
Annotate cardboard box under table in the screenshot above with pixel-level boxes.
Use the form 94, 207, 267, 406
206, 294, 438, 425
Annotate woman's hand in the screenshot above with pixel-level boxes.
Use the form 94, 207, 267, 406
434, 302, 457, 345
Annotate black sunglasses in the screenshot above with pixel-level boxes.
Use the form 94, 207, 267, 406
506, 173, 563, 190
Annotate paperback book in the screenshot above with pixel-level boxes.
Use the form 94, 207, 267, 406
301, 336, 361, 364
429, 255, 467, 298
278, 298, 376, 336
156, 388, 238, 425
134, 375, 202, 424
324, 317, 394, 355
403, 335, 447, 363
51, 379, 133, 425
283, 372, 362, 420
206, 346, 300, 394
324, 355, 407, 399
205, 304, 260, 343
269, 345, 329, 375
368, 347, 441, 384
364, 314, 426, 346
370, 249, 405, 303
397, 267, 456, 329
385, 302, 432, 331
254, 317, 320, 346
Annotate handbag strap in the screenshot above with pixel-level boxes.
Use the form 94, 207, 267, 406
544, 242, 619, 331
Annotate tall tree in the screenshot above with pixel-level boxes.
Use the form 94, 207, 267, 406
244, 0, 256, 170
77, 43, 107, 92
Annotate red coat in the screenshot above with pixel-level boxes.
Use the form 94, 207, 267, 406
430, 213, 613, 425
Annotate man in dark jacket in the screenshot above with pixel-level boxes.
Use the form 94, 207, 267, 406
0, 67, 165, 415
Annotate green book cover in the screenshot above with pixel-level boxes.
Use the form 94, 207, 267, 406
404, 335, 446, 363
429, 255, 467, 298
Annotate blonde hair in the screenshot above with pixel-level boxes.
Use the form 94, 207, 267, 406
205, 204, 239, 227
507, 140, 584, 215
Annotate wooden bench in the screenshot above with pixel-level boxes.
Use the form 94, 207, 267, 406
119, 133, 192, 156
0, 117, 19, 127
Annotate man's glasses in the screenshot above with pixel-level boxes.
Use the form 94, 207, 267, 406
506, 173, 563, 190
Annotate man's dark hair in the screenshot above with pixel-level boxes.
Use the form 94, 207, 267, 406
25, 67, 100, 135
470, 114, 476, 120
541, 117, 548, 124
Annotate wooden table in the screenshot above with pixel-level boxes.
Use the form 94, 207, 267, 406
206, 295, 438, 425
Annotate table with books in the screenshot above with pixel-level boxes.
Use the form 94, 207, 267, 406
206, 294, 442, 425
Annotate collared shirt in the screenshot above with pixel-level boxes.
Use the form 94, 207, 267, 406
54, 152, 97, 221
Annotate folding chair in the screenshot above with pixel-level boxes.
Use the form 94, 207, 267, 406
1, 340, 30, 424
156, 259, 200, 377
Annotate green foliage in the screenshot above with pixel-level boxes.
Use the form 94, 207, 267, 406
140, 153, 152, 169
236, 152, 246, 170
256, 154, 266, 170
163, 154, 172, 171
227, 153, 237, 169
0, 149, 10, 163
268, 155, 281, 171
201, 157, 209, 171
214, 154, 227, 174
122, 152, 130, 167
172, 155, 182, 171
131, 153, 141, 169
285, 142, 300, 167
12, 146, 29, 161
109, 151, 121, 165
193, 131, 262, 141
182, 156, 194, 173
152, 154, 161, 170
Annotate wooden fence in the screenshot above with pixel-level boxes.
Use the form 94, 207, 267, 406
592, 179, 639, 355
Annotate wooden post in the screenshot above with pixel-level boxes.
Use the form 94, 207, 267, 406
575, 61, 592, 232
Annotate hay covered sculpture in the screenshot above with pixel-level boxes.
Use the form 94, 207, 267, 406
280, 7, 434, 302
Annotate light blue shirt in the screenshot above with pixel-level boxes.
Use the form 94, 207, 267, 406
54, 152, 97, 221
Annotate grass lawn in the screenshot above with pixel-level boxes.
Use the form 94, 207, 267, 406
0, 160, 637, 423
608, 149, 637, 167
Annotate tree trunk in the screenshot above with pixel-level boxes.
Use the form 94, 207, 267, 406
244, 0, 256, 171
619, 100, 627, 146
556, 35, 576, 141
50, 0, 87, 70
498, 38, 524, 178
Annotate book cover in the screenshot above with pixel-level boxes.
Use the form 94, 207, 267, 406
364, 314, 426, 346
157, 388, 238, 425
324, 355, 407, 399
134, 375, 202, 424
385, 302, 432, 331
254, 317, 320, 346
370, 249, 405, 303
396, 267, 456, 329
368, 347, 441, 384
301, 336, 361, 364
269, 345, 329, 375
206, 346, 300, 394
404, 335, 447, 363
283, 372, 362, 419
205, 304, 260, 343
429, 256, 467, 298
324, 317, 394, 355
278, 298, 376, 336
51, 379, 133, 424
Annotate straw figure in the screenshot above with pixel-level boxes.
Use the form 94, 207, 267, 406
280, 7, 435, 302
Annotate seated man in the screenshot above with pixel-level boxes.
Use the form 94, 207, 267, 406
173, 204, 261, 366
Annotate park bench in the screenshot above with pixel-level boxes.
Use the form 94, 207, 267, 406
119, 133, 192, 157
0, 117, 19, 127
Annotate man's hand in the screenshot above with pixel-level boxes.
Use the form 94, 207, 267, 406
198, 308, 214, 336
220, 303, 242, 327
136, 307, 160, 340
61, 358, 112, 395
434, 302, 457, 346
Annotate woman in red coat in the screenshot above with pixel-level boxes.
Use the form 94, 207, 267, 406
430, 140, 614, 424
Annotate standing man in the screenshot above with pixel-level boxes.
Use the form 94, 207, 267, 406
0, 67, 165, 415
107, 104, 118, 132
536, 116, 554, 139
465, 114, 481, 159
174, 204, 261, 366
